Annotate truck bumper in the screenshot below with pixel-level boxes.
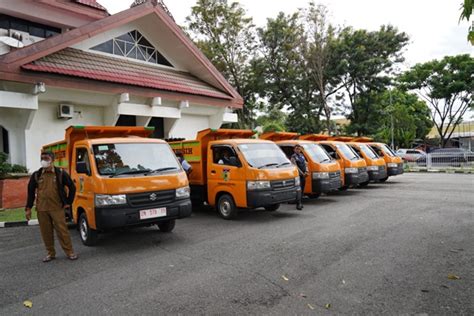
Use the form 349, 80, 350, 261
95, 198, 192, 230
312, 177, 342, 193
246, 187, 299, 208
388, 163, 404, 176
368, 168, 387, 181
345, 171, 369, 186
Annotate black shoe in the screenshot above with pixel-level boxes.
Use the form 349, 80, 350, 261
296, 205, 303, 211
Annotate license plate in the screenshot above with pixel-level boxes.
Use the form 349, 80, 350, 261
139, 207, 166, 220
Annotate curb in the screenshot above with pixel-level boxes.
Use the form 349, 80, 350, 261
0, 219, 38, 228
406, 169, 473, 174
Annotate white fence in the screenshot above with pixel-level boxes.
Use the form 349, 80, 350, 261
405, 152, 474, 170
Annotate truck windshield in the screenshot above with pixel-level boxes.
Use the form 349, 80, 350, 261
92, 143, 181, 176
335, 143, 359, 160
359, 144, 378, 159
301, 143, 332, 163
237, 143, 290, 168
381, 144, 396, 157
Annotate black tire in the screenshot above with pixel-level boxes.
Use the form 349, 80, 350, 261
157, 220, 176, 232
79, 213, 98, 246
307, 193, 321, 199
217, 194, 238, 220
339, 185, 349, 191
379, 176, 388, 182
359, 181, 370, 187
264, 204, 280, 212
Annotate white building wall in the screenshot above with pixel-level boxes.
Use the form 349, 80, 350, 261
25, 102, 105, 171
0, 108, 34, 166
168, 114, 210, 140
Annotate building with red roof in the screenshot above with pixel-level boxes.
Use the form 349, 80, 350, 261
0, 0, 242, 170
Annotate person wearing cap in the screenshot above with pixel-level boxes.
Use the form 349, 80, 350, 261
291, 145, 308, 210
25, 151, 78, 262
176, 151, 192, 176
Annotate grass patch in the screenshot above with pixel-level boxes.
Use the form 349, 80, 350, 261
0, 207, 37, 222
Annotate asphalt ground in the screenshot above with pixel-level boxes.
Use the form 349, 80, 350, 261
0, 173, 473, 315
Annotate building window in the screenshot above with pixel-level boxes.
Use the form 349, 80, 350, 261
91, 30, 173, 67
0, 126, 9, 154
0, 14, 60, 38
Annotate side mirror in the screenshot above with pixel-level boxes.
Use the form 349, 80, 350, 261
76, 161, 90, 175
329, 151, 338, 159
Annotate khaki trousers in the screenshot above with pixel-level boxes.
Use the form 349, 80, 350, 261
37, 210, 74, 257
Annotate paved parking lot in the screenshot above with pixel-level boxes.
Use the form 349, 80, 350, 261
0, 173, 473, 315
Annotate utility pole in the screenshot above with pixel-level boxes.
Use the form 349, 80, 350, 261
389, 88, 394, 150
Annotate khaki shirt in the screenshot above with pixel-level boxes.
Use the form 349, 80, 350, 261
36, 168, 63, 212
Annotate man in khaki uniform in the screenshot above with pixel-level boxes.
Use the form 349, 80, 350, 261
25, 151, 78, 262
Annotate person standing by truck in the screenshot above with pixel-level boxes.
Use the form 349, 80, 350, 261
176, 151, 192, 176
25, 151, 78, 262
291, 145, 308, 210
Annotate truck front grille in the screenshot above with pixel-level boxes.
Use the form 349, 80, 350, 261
128, 189, 175, 207
271, 178, 296, 190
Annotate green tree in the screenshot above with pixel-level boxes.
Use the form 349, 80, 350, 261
185, 0, 259, 128
331, 25, 410, 136
256, 12, 324, 134
372, 89, 433, 148
399, 54, 474, 147
459, 0, 473, 44
303, 3, 342, 133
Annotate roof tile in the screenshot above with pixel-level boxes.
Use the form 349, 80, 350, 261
22, 48, 232, 100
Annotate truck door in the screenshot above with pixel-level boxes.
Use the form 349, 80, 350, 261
207, 145, 246, 207
71, 147, 94, 225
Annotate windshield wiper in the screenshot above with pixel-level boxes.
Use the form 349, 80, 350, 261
320, 158, 331, 163
258, 163, 279, 169
145, 167, 178, 175
110, 169, 151, 178
277, 162, 292, 168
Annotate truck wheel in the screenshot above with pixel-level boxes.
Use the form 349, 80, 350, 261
217, 194, 238, 220
79, 213, 98, 246
359, 181, 370, 187
264, 204, 280, 212
157, 220, 176, 232
339, 185, 349, 191
308, 193, 321, 199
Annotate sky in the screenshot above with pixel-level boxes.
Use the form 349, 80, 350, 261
98, 0, 473, 67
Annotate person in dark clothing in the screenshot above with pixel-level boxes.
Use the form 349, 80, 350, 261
176, 151, 192, 176
291, 145, 308, 210
25, 151, 78, 262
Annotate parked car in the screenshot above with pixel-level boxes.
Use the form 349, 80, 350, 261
396, 148, 426, 162
416, 147, 474, 167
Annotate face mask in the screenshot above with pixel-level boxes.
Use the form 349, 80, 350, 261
40, 160, 51, 168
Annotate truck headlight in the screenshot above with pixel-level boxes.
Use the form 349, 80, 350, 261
95, 194, 127, 207
387, 163, 398, 168
247, 180, 271, 190
367, 166, 379, 171
176, 186, 190, 199
344, 167, 358, 174
312, 172, 329, 179
295, 176, 300, 186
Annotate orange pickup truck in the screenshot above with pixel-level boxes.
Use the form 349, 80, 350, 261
42, 126, 192, 245
353, 137, 404, 181
299, 134, 368, 190
260, 132, 342, 197
169, 129, 300, 219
